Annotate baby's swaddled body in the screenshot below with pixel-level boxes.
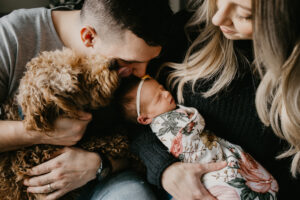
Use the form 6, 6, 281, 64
150, 105, 278, 200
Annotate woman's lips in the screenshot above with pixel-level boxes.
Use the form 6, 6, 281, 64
118, 67, 132, 77
220, 26, 235, 34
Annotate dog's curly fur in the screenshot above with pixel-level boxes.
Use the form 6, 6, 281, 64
0, 48, 143, 200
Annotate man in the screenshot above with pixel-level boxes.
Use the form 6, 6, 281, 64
0, 0, 172, 199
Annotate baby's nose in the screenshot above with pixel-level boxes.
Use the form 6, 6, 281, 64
163, 90, 170, 98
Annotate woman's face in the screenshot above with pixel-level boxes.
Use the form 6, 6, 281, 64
212, 0, 253, 40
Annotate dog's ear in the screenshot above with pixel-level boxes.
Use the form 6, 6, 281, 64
19, 88, 84, 132
18, 88, 60, 132
17, 48, 86, 132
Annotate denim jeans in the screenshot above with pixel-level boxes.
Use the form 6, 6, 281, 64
76, 170, 161, 200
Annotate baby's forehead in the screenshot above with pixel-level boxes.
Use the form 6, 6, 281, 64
131, 78, 159, 103
144, 78, 159, 87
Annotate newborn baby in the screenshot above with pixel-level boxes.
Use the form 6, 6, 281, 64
114, 75, 279, 200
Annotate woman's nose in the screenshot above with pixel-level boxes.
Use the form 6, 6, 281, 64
212, 5, 232, 26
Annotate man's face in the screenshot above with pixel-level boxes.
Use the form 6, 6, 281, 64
93, 30, 162, 78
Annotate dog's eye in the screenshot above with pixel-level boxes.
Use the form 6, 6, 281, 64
108, 59, 119, 71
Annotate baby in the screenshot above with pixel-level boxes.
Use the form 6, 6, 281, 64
115, 75, 279, 200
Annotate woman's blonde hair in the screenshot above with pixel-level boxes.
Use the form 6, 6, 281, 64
166, 0, 300, 176
253, 0, 300, 176
166, 0, 243, 103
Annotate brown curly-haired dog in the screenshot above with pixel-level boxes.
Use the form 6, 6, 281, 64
0, 48, 139, 200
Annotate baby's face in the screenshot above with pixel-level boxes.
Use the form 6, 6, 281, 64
140, 79, 177, 118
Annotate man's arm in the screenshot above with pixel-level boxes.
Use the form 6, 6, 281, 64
0, 112, 92, 152
0, 120, 40, 151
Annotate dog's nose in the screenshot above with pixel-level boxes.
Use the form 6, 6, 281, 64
108, 59, 119, 71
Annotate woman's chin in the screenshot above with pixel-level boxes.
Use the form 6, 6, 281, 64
222, 32, 252, 40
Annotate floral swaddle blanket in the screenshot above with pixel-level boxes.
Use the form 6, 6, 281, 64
150, 105, 278, 200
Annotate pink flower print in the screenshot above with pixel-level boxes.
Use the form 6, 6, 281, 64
238, 152, 279, 193
187, 121, 195, 132
227, 160, 239, 168
170, 131, 183, 158
229, 147, 236, 153
188, 112, 194, 119
208, 185, 240, 200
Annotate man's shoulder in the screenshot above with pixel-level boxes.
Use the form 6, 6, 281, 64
0, 7, 51, 34
1, 7, 49, 22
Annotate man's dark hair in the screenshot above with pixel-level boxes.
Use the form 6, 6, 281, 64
80, 0, 173, 46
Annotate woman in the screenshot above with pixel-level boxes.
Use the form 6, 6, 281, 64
132, 0, 299, 199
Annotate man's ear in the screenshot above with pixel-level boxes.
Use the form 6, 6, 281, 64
80, 26, 97, 47
137, 114, 153, 125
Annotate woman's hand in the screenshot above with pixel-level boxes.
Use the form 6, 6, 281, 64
37, 111, 92, 146
24, 147, 101, 200
162, 161, 227, 200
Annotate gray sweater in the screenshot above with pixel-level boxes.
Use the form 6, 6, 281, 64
0, 8, 63, 103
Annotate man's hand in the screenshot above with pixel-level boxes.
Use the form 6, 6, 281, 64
24, 147, 101, 200
38, 111, 92, 146
162, 161, 227, 200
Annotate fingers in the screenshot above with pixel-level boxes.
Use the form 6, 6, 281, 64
27, 182, 67, 200
199, 161, 227, 173
185, 175, 217, 200
26, 152, 64, 176
27, 183, 54, 194
24, 172, 54, 187
163, 162, 219, 200
45, 189, 66, 200
54, 113, 91, 130
195, 181, 217, 200
77, 111, 92, 121
49, 148, 65, 159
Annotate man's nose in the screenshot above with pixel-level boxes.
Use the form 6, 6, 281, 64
132, 63, 147, 78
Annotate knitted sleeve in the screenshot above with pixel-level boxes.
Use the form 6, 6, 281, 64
129, 125, 179, 188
